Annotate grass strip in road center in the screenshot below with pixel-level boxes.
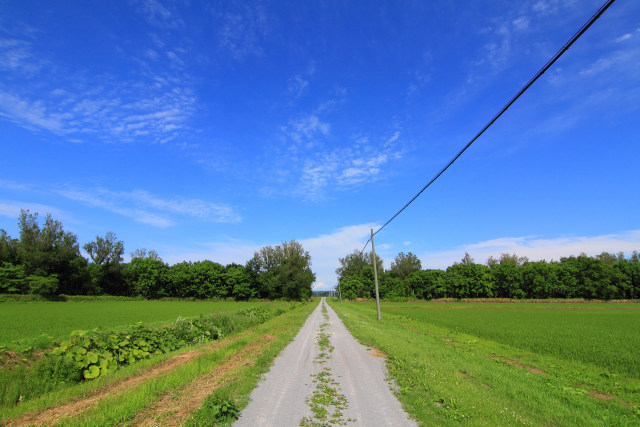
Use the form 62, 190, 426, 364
300, 300, 351, 426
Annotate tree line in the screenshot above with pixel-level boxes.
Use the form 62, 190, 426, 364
0, 210, 315, 300
337, 249, 640, 301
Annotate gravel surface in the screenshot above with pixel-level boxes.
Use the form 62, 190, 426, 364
235, 298, 416, 426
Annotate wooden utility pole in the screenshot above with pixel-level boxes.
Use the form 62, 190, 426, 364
371, 229, 382, 321
338, 281, 342, 303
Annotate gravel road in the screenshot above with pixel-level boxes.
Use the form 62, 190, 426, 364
235, 298, 415, 426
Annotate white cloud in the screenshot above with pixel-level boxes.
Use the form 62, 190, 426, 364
580, 48, 640, 76
419, 231, 640, 269
0, 28, 197, 145
287, 114, 331, 144
161, 223, 376, 291
0, 91, 66, 133
0, 201, 63, 220
616, 33, 632, 43
512, 16, 530, 31
288, 75, 309, 98
162, 240, 260, 266
297, 134, 402, 199
217, 5, 269, 59
137, 0, 183, 28
56, 187, 241, 227
300, 223, 377, 291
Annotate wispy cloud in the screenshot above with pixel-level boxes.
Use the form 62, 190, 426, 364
285, 114, 331, 145
420, 231, 640, 269
136, 0, 183, 28
287, 61, 316, 99
0, 37, 45, 77
0, 78, 196, 143
56, 187, 241, 227
217, 4, 269, 59
0, 200, 66, 222
0, 91, 67, 134
0, 25, 197, 145
293, 131, 403, 201
162, 239, 260, 267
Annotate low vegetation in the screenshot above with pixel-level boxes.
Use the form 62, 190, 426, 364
329, 299, 640, 425
0, 298, 262, 352
0, 300, 317, 424
0, 304, 288, 411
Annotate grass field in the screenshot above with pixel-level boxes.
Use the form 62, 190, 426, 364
0, 299, 318, 424
382, 301, 640, 377
0, 299, 265, 350
329, 299, 640, 425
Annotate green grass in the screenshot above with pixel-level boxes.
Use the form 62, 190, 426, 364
0, 299, 264, 349
380, 301, 640, 377
329, 299, 640, 426
0, 300, 317, 424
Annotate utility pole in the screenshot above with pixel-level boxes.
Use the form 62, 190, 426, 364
338, 281, 342, 303
371, 229, 381, 321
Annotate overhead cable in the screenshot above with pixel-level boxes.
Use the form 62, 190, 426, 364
361, 0, 616, 253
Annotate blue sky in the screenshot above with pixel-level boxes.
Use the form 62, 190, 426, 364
1, 0, 639, 291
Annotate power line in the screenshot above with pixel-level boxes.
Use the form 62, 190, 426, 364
361, 0, 616, 254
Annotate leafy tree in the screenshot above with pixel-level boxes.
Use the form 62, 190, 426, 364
380, 276, 408, 298
13, 210, 87, 295
448, 263, 494, 298
248, 241, 315, 300
0, 262, 27, 293
127, 258, 168, 299
26, 274, 59, 296
457, 252, 474, 266
407, 270, 447, 299
336, 250, 383, 282
131, 248, 162, 262
389, 252, 422, 280
0, 230, 19, 264
277, 241, 315, 300
84, 232, 124, 266
521, 262, 557, 298
339, 276, 364, 300
225, 263, 253, 300
489, 263, 524, 298
498, 252, 529, 266
191, 261, 225, 298
84, 232, 127, 295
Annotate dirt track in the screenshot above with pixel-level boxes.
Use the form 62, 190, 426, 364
235, 298, 415, 426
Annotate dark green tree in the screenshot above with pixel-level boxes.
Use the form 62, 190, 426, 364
248, 241, 315, 300
14, 210, 86, 295
389, 252, 422, 281
84, 232, 127, 295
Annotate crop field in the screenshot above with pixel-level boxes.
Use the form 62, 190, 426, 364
329, 300, 640, 425
0, 298, 317, 425
0, 299, 263, 350
383, 301, 640, 376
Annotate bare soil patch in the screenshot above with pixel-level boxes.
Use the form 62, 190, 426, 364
590, 390, 614, 401
6, 332, 250, 427
491, 355, 547, 374
367, 347, 387, 358
132, 333, 276, 426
